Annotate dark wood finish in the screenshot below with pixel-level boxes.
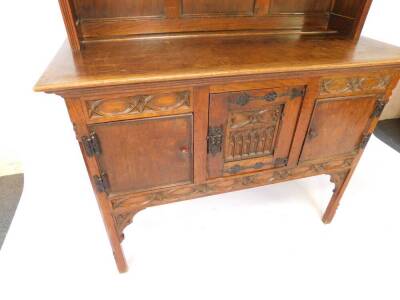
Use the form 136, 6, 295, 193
36, 0, 400, 273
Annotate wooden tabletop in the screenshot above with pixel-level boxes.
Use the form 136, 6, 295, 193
35, 35, 400, 93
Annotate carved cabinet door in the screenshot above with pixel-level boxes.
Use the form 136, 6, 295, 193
300, 95, 383, 162
87, 114, 193, 195
207, 86, 304, 178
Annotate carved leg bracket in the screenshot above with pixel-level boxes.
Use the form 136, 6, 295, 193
322, 170, 350, 224
113, 207, 145, 242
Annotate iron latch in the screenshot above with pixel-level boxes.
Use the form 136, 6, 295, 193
207, 126, 224, 155
82, 132, 101, 157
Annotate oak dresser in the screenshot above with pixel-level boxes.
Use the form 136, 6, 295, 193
35, 0, 400, 272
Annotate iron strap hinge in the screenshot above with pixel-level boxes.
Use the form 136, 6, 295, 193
230, 87, 305, 106
371, 99, 386, 118
289, 87, 305, 100
207, 126, 224, 155
360, 133, 372, 150
82, 132, 101, 157
94, 173, 109, 193
275, 157, 289, 166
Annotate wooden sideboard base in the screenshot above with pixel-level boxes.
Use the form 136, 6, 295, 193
35, 6, 400, 271
107, 155, 355, 272
110, 159, 352, 272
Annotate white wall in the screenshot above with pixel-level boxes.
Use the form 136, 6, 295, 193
362, 0, 400, 119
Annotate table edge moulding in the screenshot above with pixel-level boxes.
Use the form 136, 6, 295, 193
35, 0, 400, 273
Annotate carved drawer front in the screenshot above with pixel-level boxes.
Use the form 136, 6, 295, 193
319, 73, 392, 98
85, 90, 192, 122
300, 95, 383, 163
207, 86, 305, 178
87, 114, 193, 195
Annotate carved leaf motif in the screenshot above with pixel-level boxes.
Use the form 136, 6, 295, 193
88, 91, 190, 118
229, 107, 281, 129
110, 157, 355, 236
114, 211, 139, 240
320, 75, 391, 95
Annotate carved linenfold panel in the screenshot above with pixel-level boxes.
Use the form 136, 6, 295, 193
226, 127, 276, 161
320, 74, 392, 96
110, 156, 356, 233
225, 106, 282, 162
87, 91, 191, 119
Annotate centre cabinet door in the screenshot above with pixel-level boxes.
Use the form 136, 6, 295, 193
88, 114, 193, 195
207, 86, 304, 178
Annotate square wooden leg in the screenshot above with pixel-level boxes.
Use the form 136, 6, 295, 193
322, 170, 351, 224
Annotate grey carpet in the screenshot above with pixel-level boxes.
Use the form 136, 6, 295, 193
0, 174, 24, 249
374, 118, 400, 154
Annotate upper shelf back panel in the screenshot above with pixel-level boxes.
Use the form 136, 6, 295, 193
181, 0, 256, 16
270, 0, 333, 14
72, 0, 165, 19
60, 0, 373, 51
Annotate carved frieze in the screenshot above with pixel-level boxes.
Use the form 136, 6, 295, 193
320, 75, 392, 96
111, 156, 356, 236
87, 91, 191, 118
